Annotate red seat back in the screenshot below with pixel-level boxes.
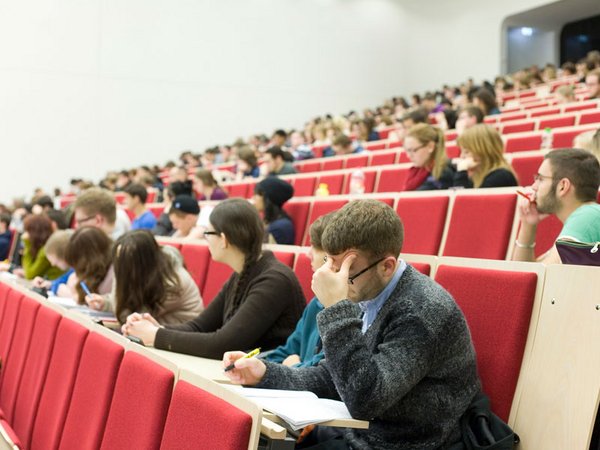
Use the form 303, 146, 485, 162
202, 260, 234, 307
443, 194, 516, 260
511, 154, 543, 187
303, 200, 348, 246
435, 265, 537, 421
396, 196, 449, 255
538, 116, 576, 130
344, 154, 369, 169
160, 380, 253, 450
317, 173, 345, 195
407, 262, 431, 276
370, 151, 396, 166
11, 308, 61, 448
579, 110, 600, 125
283, 201, 311, 246
31, 318, 89, 450
376, 167, 410, 192
273, 251, 295, 268
293, 177, 317, 197
298, 161, 321, 173
505, 135, 542, 153
533, 214, 563, 257
180, 244, 211, 293
100, 352, 174, 450
502, 121, 535, 134
59, 333, 124, 450
321, 159, 343, 172
293, 252, 314, 304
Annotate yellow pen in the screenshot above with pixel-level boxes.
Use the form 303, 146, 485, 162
224, 348, 261, 372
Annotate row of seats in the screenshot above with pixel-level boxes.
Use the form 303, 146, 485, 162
0, 281, 261, 450
486, 99, 600, 124
2, 256, 600, 449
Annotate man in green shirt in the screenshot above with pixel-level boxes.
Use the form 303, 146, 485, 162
514, 148, 600, 264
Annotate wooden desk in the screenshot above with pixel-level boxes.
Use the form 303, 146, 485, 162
145, 347, 230, 383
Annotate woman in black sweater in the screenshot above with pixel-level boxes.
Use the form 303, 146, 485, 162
122, 198, 305, 359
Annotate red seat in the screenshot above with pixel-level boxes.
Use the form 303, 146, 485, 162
124, 208, 135, 221
344, 154, 369, 169
502, 121, 535, 134
321, 159, 343, 172
553, 127, 596, 148
30, 318, 89, 450
113, 192, 127, 205
311, 145, 328, 158
397, 151, 410, 163
365, 141, 386, 151
387, 140, 403, 149
148, 204, 164, 219
499, 113, 527, 123
100, 351, 174, 450
565, 103, 598, 113
293, 252, 314, 304
505, 135, 542, 153
11, 308, 61, 449
180, 243, 211, 293
533, 214, 563, 257
0, 296, 40, 423
396, 196, 449, 255
434, 265, 537, 421
224, 182, 249, 198
160, 380, 254, 450
0, 290, 22, 380
511, 154, 543, 187
303, 200, 348, 246
317, 174, 345, 196
538, 116, 576, 130
0, 283, 10, 330
446, 144, 460, 159
445, 131, 458, 142
442, 193, 516, 260
297, 161, 321, 173
370, 151, 396, 166
202, 260, 234, 306
407, 262, 431, 276
578, 110, 600, 125
293, 177, 317, 197
283, 201, 311, 246
59, 332, 124, 450
376, 167, 410, 192
273, 251, 295, 268
530, 108, 560, 118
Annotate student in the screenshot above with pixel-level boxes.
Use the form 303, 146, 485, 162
455, 104, 484, 135
472, 88, 500, 115
253, 177, 295, 245
0, 213, 11, 261
86, 230, 204, 325
64, 226, 114, 305
402, 124, 455, 191
124, 183, 157, 230
168, 195, 203, 239
31, 230, 75, 297
224, 199, 480, 449
454, 124, 518, 188
513, 148, 600, 264
194, 169, 228, 200
263, 147, 298, 175
73, 187, 130, 240
151, 181, 192, 237
13, 215, 65, 280
235, 146, 261, 180
263, 213, 333, 368
122, 198, 306, 359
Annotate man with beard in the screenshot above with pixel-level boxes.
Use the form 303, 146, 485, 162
513, 148, 600, 263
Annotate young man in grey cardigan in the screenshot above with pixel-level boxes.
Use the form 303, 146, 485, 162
224, 199, 481, 449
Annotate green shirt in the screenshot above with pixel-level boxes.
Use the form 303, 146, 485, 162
22, 239, 64, 280
559, 204, 600, 243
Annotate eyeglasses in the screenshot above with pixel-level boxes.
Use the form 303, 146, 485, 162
348, 258, 385, 285
203, 231, 220, 239
75, 215, 96, 226
533, 173, 553, 183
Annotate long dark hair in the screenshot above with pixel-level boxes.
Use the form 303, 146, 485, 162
112, 230, 182, 323
23, 214, 53, 260
254, 185, 291, 224
209, 199, 264, 319
64, 227, 113, 304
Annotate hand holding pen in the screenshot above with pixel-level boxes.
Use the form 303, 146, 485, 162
222, 348, 266, 386
80, 281, 105, 311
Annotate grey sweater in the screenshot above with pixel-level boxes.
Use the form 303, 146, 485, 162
258, 265, 480, 449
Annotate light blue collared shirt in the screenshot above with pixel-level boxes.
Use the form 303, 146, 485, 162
358, 259, 407, 333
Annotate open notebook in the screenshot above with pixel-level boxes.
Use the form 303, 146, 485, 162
226, 386, 354, 430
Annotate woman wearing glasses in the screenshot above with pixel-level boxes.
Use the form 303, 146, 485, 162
86, 229, 203, 324
122, 198, 305, 359
454, 124, 518, 188
402, 124, 455, 191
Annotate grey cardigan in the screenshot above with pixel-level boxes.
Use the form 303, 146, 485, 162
258, 265, 480, 450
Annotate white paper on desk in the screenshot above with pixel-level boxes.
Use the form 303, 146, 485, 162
47, 296, 78, 307
226, 386, 352, 430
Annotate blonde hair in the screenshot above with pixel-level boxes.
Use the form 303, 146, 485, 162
406, 124, 448, 180
575, 128, 600, 165
44, 230, 73, 260
457, 124, 516, 188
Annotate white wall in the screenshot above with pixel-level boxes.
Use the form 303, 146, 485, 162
0, 0, 556, 204
506, 27, 557, 73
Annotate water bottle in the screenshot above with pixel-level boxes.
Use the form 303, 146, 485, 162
315, 183, 330, 197
349, 170, 365, 195
541, 127, 553, 150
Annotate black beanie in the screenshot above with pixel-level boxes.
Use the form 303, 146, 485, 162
256, 177, 294, 208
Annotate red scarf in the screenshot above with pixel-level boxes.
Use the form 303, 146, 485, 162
403, 166, 431, 191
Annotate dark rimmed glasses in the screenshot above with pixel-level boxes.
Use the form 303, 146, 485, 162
203, 231, 220, 239
348, 258, 385, 285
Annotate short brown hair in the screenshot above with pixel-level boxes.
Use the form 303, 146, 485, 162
332, 134, 352, 148
309, 212, 335, 250
45, 230, 73, 260
545, 148, 600, 202
459, 105, 484, 123
321, 200, 403, 258
74, 188, 117, 225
